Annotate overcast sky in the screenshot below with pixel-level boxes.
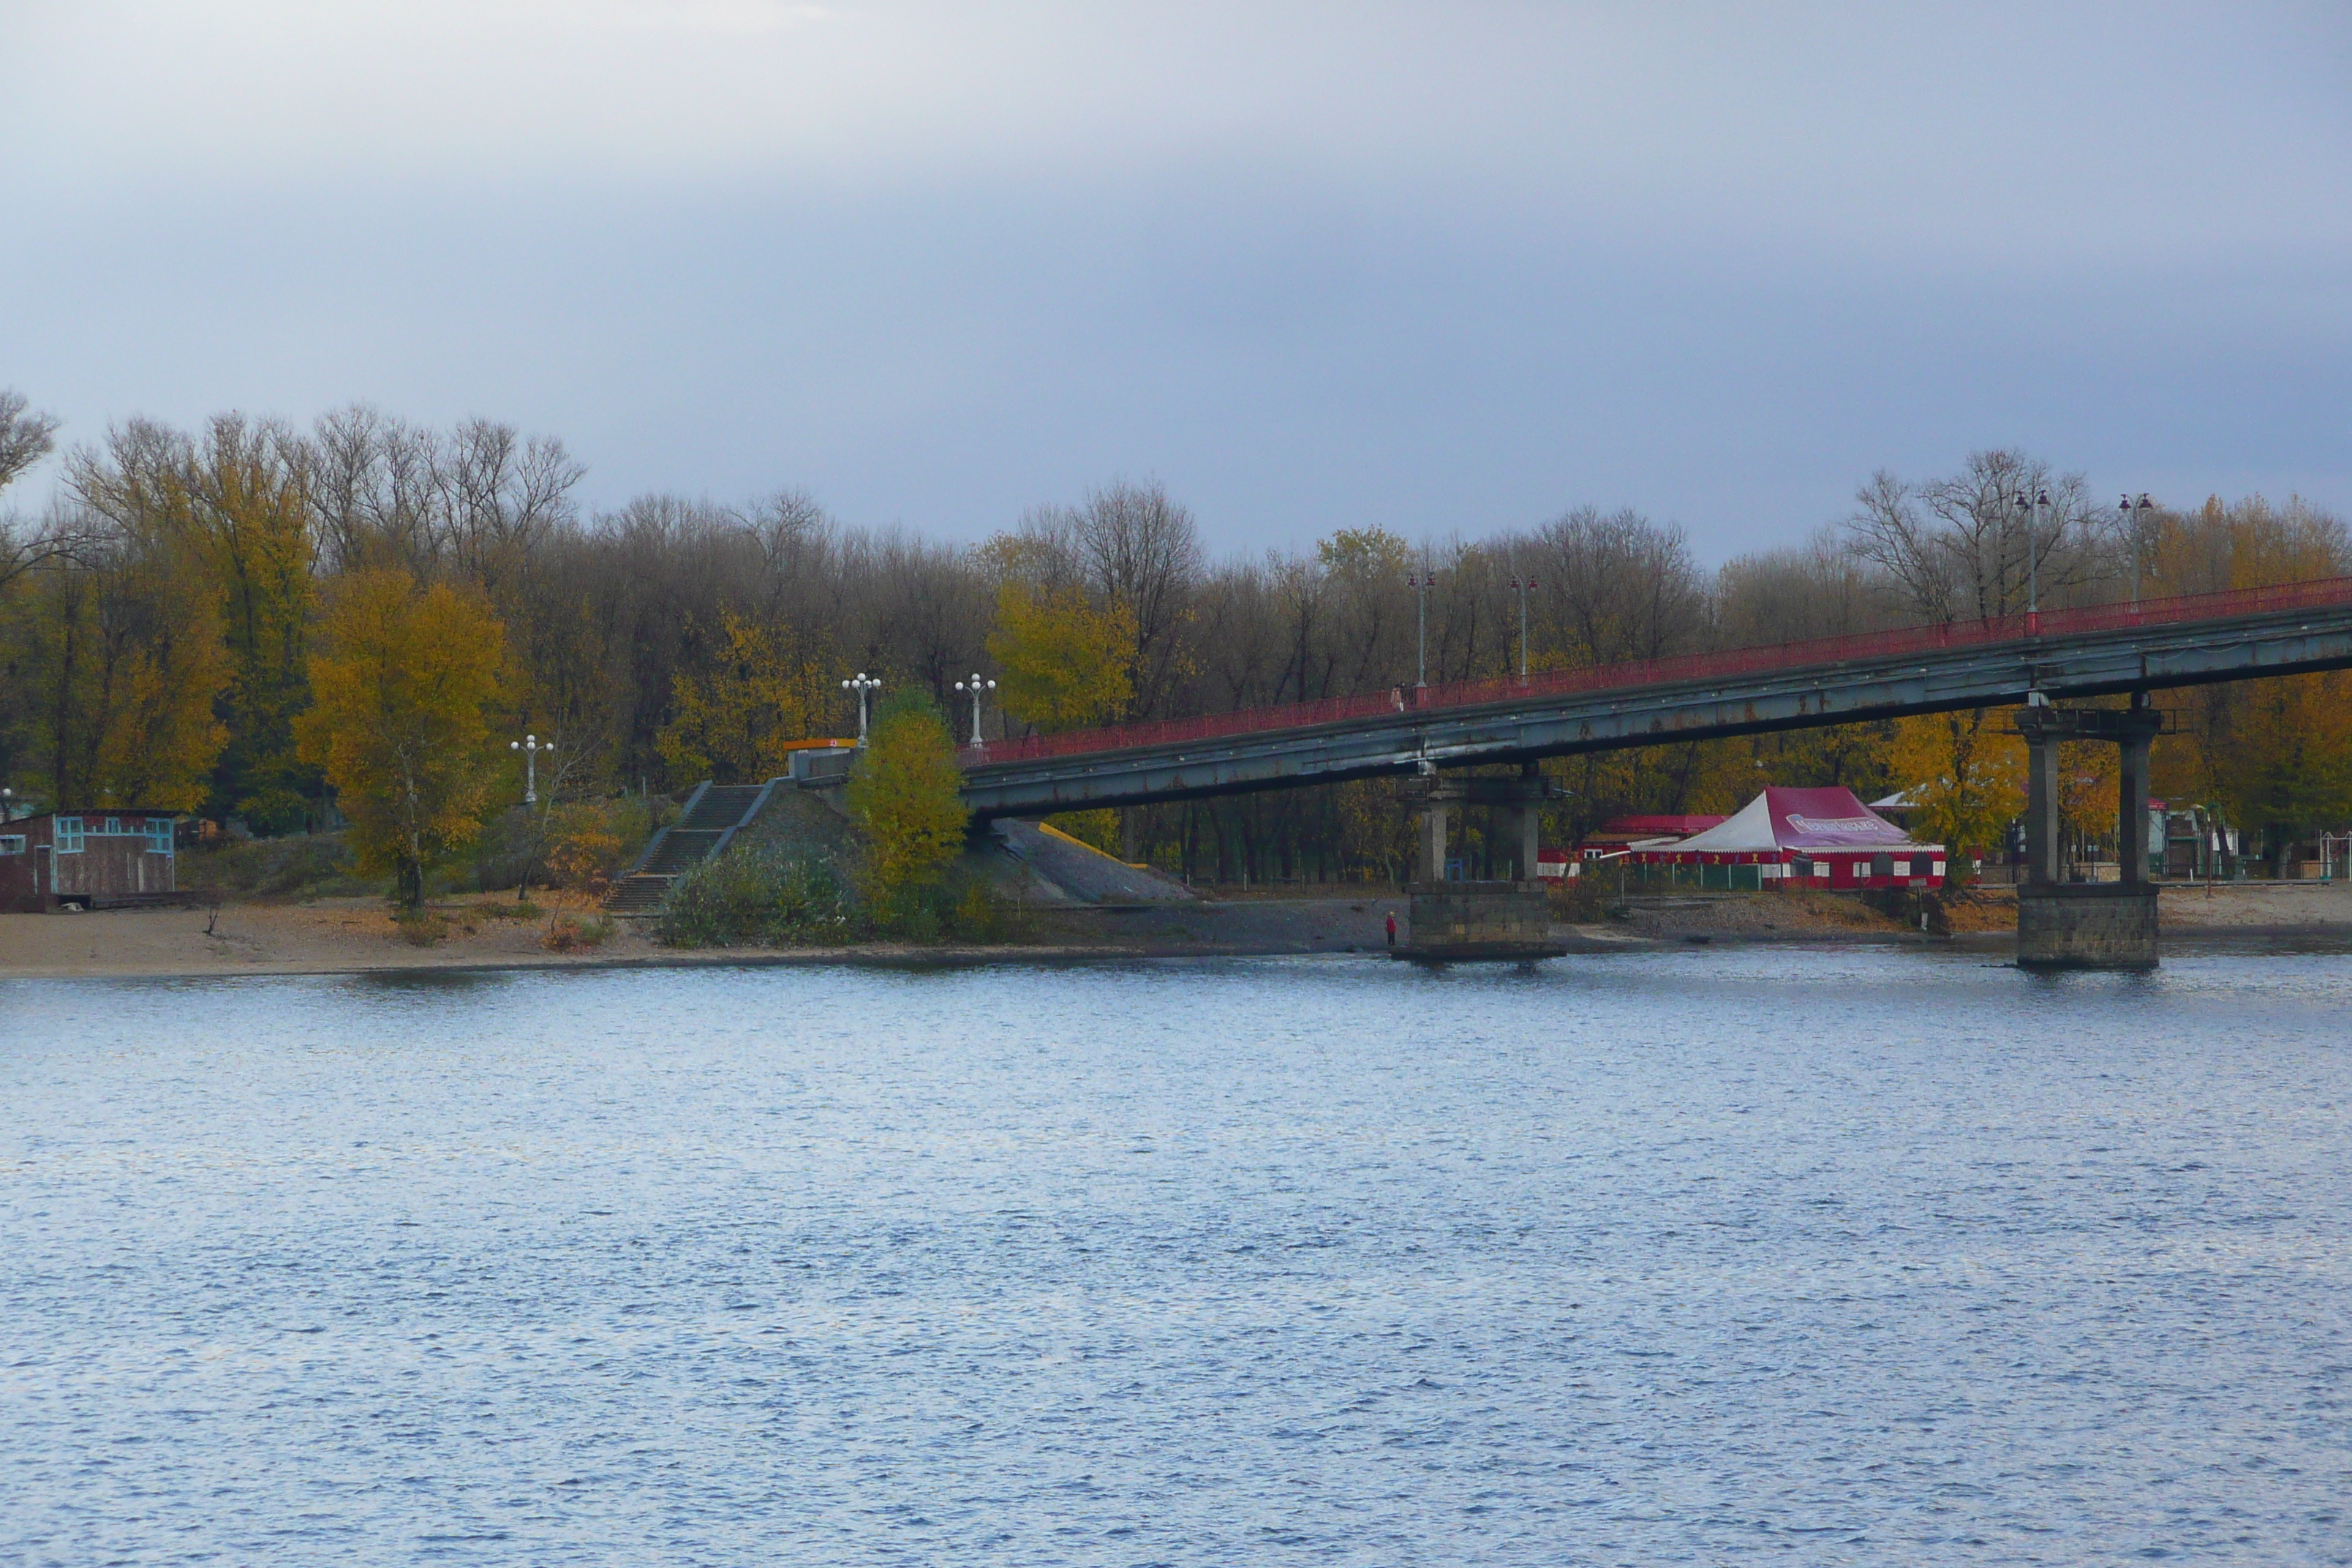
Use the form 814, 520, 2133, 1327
6, 1, 2348, 560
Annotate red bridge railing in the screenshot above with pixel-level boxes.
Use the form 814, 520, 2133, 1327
970, 576, 2352, 767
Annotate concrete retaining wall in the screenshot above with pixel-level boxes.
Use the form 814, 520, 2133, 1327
1403, 882, 1560, 960
2017, 883, 2159, 970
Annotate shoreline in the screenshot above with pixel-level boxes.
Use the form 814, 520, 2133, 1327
6, 883, 2352, 981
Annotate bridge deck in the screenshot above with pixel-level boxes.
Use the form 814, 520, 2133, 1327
960, 577, 2352, 818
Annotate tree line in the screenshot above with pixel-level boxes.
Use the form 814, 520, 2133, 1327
3, 388, 2348, 890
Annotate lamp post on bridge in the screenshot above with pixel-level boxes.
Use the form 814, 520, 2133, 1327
1507, 576, 1538, 680
954, 673, 996, 747
1406, 570, 1436, 689
2122, 493, 2155, 607
842, 673, 882, 745
2015, 487, 2054, 630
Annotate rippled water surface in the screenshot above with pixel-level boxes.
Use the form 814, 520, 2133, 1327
5, 950, 2352, 1564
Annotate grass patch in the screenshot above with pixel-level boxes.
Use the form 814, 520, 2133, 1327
472, 898, 543, 921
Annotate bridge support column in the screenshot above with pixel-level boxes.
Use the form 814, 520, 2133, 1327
2024, 722, 2062, 886
2015, 704, 2164, 970
1418, 798, 1450, 885
1503, 763, 1543, 882
1394, 771, 1564, 961
2119, 704, 2155, 886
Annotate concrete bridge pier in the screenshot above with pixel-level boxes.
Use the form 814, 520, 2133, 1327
2015, 700, 2164, 970
1416, 788, 1451, 885
1395, 769, 1564, 962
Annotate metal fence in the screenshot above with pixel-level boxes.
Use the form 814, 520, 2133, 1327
971, 576, 2352, 768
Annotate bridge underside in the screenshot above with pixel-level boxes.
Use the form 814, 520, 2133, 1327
960, 605, 2352, 818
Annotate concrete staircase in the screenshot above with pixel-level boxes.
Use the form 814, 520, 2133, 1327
604, 780, 776, 914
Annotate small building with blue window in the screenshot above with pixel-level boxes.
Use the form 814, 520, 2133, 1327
0, 810, 179, 912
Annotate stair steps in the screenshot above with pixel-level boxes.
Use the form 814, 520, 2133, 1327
603, 780, 782, 915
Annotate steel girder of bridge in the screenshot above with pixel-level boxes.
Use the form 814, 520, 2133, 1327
958, 601, 2352, 819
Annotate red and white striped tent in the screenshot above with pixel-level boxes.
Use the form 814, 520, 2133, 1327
1631, 785, 1946, 889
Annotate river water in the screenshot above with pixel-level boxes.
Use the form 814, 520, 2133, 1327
4, 949, 2350, 1565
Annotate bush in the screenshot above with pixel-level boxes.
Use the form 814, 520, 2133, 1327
543, 912, 615, 951
1548, 866, 1619, 922
473, 897, 542, 921
235, 787, 314, 837
544, 797, 649, 893
394, 909, 449, 946
657, 844, 858, 948
181, 832, 373, 900
654, 840, 1017, 949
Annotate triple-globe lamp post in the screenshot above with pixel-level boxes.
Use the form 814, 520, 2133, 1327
842, 673, 882, 745
954, 673, 996, 747
510, 734, 556, 804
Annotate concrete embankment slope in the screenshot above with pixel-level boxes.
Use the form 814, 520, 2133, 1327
983, 820, 1196, 905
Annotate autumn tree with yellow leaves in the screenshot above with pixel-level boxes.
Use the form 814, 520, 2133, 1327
655, 608, 829, 782
985, 582, 1134, 734
296, 570, 508, 906
67, 415, 318, 828
2, 534, 229, 811
1885, 709, 2024, 873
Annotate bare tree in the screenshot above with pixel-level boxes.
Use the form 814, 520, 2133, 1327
0, 389, 72, 590
1846, 451, 2108, 623
1530, 506, 1707, 666
1071, 478, 1203, 718
0, 390, 59, 494
1715, 526, 1901, 647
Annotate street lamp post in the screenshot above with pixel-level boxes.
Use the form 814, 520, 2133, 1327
1507, 576, 1538, 680
2122, 492, 2155, 607
510, 734, 555, 804
508, 734, 558, 903
842, 673, 882, 745
2016, 487, 2053, 629
954, 673, 996, 747
1406, 571, 1436, 688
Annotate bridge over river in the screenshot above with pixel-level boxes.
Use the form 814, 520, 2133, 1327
959, 577, 2352, 819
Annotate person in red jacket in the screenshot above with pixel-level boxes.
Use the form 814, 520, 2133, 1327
1384, 910, 1398, 948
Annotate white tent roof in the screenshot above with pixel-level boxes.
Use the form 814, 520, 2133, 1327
1662, 786, 1941, 856
1661, 791, 1783, 853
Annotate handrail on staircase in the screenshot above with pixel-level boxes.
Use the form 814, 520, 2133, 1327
706, 777, 785, 866
620, 780, 712, 881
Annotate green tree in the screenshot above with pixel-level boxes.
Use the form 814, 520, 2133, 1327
845, 689, 970, 908
67, 415, 317, 823
4, 546, 230, 812
295, 570, 508, 906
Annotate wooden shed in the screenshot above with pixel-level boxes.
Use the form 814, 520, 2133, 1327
0, 810, 179, 912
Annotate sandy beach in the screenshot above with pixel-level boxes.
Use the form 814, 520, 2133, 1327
4, 881, 2350, 981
